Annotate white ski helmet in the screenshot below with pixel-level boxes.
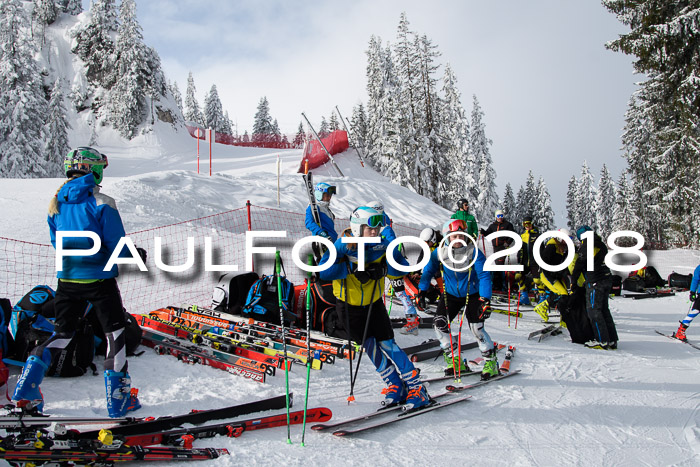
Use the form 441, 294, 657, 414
495, 209, 504, 219
350, 206, 385, 237
419, 228, 436, 244
314, 182, 336, 202
557, 228, 574, 241
366, 199, 384, 215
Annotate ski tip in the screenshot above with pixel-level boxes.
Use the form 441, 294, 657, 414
347, 395, 356, 404
333, 430, 348, 437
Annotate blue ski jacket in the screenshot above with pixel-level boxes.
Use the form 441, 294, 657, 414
48, 175, 127, 280
691, 265, 700, 294
418, 247, 492, 299
305, 205, 338, 241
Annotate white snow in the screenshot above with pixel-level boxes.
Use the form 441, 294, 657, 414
1, 127, 699, 466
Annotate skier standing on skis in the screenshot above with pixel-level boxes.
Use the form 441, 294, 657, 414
570, 226, 619, 350
450, 198, 479, 241
319, 205, 431, 410
480, 210, 516, 292
12, 147, 141, 418
533, 229, 575, 322
415, 219, 499, 381
673, 264, 700, 342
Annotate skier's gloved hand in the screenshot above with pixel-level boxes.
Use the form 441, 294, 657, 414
479, 228, 487, 236
478, 297, 492, 320
415, 290, 427, 310
354, 269, 371, 284
136, 247, 147, 263
690, 291, 697, 302
318, 231, 331, 239
365, 261, 387, 281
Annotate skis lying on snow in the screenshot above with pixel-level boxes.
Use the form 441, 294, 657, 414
528, 324, 564, 342
655, 330, 700, 350
122, 408, 332, 447
0, 443, 228, 465
401, 339, 441, 354
140, 328, 272, 383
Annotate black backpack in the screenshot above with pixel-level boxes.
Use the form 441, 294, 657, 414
668, 272, 692, 289
557, 288, 594, 345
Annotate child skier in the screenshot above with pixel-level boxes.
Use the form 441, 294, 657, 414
674, 264, 700, 341
12, 147, 141, 417
415, 219, 498, 380
319, 205, 431, 410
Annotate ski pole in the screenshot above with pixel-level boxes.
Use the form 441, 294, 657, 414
348, 279, 379, 403
301, 254, 314, 447
342, 279, 355, 402
455, 268, 472, 383
275, 251, 292, 444
507, 255, 511, 328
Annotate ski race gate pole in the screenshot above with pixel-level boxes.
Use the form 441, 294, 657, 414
301, 112, 344, 177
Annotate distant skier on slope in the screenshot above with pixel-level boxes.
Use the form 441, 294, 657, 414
12, 147, 142, 418
415, 219, 499, 380
319, 205, 431, 410
674, 264, 700, 341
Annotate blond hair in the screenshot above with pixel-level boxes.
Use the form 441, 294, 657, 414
48, 175, 83, 216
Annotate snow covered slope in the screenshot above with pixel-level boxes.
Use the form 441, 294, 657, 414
1, 131, 699, 466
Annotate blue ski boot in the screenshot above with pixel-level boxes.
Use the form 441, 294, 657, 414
402, 369, 431, 411
105, 370, 141, 418
12, 356, 48, 413
380, 367, 407, 408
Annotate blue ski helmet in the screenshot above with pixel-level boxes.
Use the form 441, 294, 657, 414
314, 182, 336, 202
575, 225, 593, 241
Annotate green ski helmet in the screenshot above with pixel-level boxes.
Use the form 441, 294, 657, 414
64, 147, 109, 184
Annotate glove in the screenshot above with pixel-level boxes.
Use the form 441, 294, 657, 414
479, 228, 486, 236
478, 297, 492, 320
416, 290, 427, 311
690, 291, 697, 302
318, 231, 331, 239
366, 261, 387, 281
136, 247, 147, 263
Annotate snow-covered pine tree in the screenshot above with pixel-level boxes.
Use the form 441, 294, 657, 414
612, 171, 636, 235
471, 95, 498, 222
32, 0, 56, 44
0, 0, 55, 177
293, 122, 305, 148
242, 130, 250, 143
566, 175, 579, 230
318, 116, 329, 138
350, 103, 368, 150
502, 183, 516, 222
329, 112, 339, 131
58, 0, 82, 15
604, 0, 700, 245
271, 119, 281, 143
534, 177, 555, 231
441, 63, 472, 209
107, 0, 148, 138
44, 78, 71, 172
72, 0, 117, 85
170, 80, 183, 115
515, 185, 528, 228
252, 97, 273, 143
203, 84, 227, 134
596, 164, 616, 238
184, 72, 204, 126
577, 161, 597, 230
223, 111, 233, 136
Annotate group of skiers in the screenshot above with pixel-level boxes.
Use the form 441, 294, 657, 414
9, 158, 698, 417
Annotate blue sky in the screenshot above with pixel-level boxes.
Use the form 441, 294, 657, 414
114, 0, 638, 223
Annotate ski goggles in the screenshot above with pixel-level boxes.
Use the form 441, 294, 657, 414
325, 186, 337, 195
523, 221, 532, 227
366, 214, 385, 229
447, 219, 466, 233
496, 214, 504, 219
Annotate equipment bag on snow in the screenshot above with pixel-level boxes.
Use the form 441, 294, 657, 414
242, 275, 295, 326
88, 309, 143, 358
668, 272, 692, 290
46, 317, 97, 377
622, 275, 645, 293
211, 272, 260, 315
630, 266, 665, 288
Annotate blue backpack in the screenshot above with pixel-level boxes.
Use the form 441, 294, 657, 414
242, 274, 295, 325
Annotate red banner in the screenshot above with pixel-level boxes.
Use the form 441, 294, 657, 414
297, 130, 349, 173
